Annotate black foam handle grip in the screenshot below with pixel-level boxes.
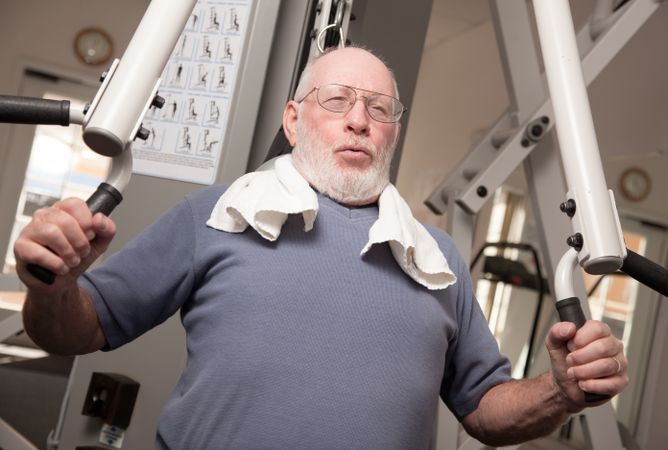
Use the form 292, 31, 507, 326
555, 297, 611, 404
621, 248, 668, 297
86, 183, 123, 216
26, 183, 123, 285
0, 95, 71, 126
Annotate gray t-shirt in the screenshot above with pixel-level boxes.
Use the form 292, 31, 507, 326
80, 186, 510, 449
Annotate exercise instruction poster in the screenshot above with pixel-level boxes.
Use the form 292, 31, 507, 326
132, 0, 253, 185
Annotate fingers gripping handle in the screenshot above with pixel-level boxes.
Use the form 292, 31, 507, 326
26, 183, 122, 284
26, 264, 59, 286
555, 297, 611, 404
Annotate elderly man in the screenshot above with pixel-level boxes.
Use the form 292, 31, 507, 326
15, 47, 627, 449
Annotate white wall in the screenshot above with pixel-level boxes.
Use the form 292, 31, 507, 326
589, 5, 668, 225
0, 0, 149, 84
396, 19, 508, 230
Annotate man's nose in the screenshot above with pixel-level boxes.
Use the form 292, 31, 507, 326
344, 98, 370, 135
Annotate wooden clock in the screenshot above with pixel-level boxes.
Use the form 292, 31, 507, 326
619, 167, 651, 202
74, 27, 113, 66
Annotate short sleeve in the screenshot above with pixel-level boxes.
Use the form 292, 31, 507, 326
79, 198, 197, 350
430, 229, 512, 420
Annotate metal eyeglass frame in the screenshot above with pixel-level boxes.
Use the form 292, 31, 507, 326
296, 83, 407, 123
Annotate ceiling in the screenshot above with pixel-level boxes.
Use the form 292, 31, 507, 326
419, 0, 668, 160
424, 0, 490, 51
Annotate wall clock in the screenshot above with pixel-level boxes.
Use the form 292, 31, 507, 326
619, 167, 651, 202
74, 27, 113, 66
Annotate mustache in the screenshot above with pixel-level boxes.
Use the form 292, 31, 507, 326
334, 137, 376, 154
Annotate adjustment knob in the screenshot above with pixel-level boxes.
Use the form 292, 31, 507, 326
151, 95, 165, 109
136, 125, 150, 141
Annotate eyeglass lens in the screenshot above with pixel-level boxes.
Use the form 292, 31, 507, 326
316, 84, 403, 122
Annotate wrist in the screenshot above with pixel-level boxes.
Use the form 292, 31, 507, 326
548, 371, 583, 415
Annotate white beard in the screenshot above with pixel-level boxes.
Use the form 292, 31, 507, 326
292, 120, 397, 205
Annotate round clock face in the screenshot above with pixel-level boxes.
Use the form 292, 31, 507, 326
74, 28, 113, 65
619, 167, 651, 202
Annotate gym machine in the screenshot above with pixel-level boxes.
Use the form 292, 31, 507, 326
426, 0, 667, 448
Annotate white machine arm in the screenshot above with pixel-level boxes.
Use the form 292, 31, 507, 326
532, 0, 626, 275
83, 0, 197, 157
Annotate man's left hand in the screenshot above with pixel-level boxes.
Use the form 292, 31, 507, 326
545, 320, 628, 411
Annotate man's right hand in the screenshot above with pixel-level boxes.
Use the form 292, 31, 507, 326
14, 197, 116, 291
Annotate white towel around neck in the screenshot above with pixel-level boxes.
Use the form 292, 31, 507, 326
207, 154, 456, 290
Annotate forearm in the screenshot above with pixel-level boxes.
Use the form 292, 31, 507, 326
22, 283, 106, 356
462, 373, 578, 446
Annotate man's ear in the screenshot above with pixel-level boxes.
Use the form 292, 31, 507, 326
282, 101, 299, 147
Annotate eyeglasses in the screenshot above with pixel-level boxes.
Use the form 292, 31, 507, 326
297, 83, 406, 123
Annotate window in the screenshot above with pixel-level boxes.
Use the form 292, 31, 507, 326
583, 231, 645, 346
475, 188, 528, 330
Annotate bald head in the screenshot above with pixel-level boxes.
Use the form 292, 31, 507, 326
294, 47, 399, 101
